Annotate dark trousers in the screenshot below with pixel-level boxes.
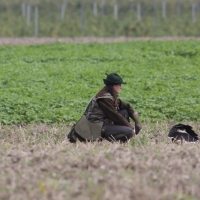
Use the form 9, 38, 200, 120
101, 109, 134, 142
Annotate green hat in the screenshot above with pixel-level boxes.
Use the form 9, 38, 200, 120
103, 73, 126, 85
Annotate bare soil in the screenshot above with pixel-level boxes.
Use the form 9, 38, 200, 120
0, 37, 200, 45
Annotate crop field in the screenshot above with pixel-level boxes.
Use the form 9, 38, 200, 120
1, 40, 200, 124
1, 40, 200, 199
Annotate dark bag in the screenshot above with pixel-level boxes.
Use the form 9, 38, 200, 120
168, 123, 199, 142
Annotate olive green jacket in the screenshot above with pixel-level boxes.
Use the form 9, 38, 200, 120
75, 93, 135, 140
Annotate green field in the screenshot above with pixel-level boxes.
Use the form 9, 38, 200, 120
1, 40, 200, 124
1, 40, 200, 200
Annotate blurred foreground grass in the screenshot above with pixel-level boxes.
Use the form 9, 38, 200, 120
0, 121, 199, 200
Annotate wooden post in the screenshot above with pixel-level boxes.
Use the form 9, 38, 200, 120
196, 3, 200, 13
80, 4, 84, 31
177, 2, 181, 15
137, 3, 141, 21
34, 7, 39, 37
26, 4, 31, 26
21, 3, 26, 17
61, 0, 67, 20
153, 3, 157, 24
93, 2, 98, 16
192, 4, 196, 23
162, 1, 166, 19
130, 3, 134, 21
114, 4, 118, 20
101, 0, 105, 16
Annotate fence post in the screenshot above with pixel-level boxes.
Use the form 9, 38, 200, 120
153, 3, 157, 24
80, 4, 84, 31
26, 4, 31, 26
130, 3, 134, 21
34, 7, 39, 37
196, 3, 200, 13
93, 2, 98, 16
192, 4, 196, 23
137, 3, 142, 21
177, 2, 181, 15
114, 4, 118, 20
101, 0, 105, 16
21, 3, 26, 17
61, 0, 67, 20
162, 1, 166, 19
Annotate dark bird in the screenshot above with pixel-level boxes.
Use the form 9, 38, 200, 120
168, 123, 199, 142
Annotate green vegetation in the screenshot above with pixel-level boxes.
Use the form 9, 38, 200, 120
1, 40, 200, 124
1, 0, 200, 37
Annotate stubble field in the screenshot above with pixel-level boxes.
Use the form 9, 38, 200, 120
1, 38, 200, 200
0, 122, 200, 200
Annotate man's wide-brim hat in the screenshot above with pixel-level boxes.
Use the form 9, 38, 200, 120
103, 73, 126, 85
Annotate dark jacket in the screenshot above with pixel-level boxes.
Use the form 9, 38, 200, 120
97, 98, 135, 129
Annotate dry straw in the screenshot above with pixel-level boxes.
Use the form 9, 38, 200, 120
0, 122, 199, 199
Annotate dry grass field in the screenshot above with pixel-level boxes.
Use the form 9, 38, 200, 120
0, 121, 200, 200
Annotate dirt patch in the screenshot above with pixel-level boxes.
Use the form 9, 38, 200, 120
0, 37, 200, 45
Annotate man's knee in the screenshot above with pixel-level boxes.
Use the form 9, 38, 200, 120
115, 128, 135, 142
126, 128, 135, 139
